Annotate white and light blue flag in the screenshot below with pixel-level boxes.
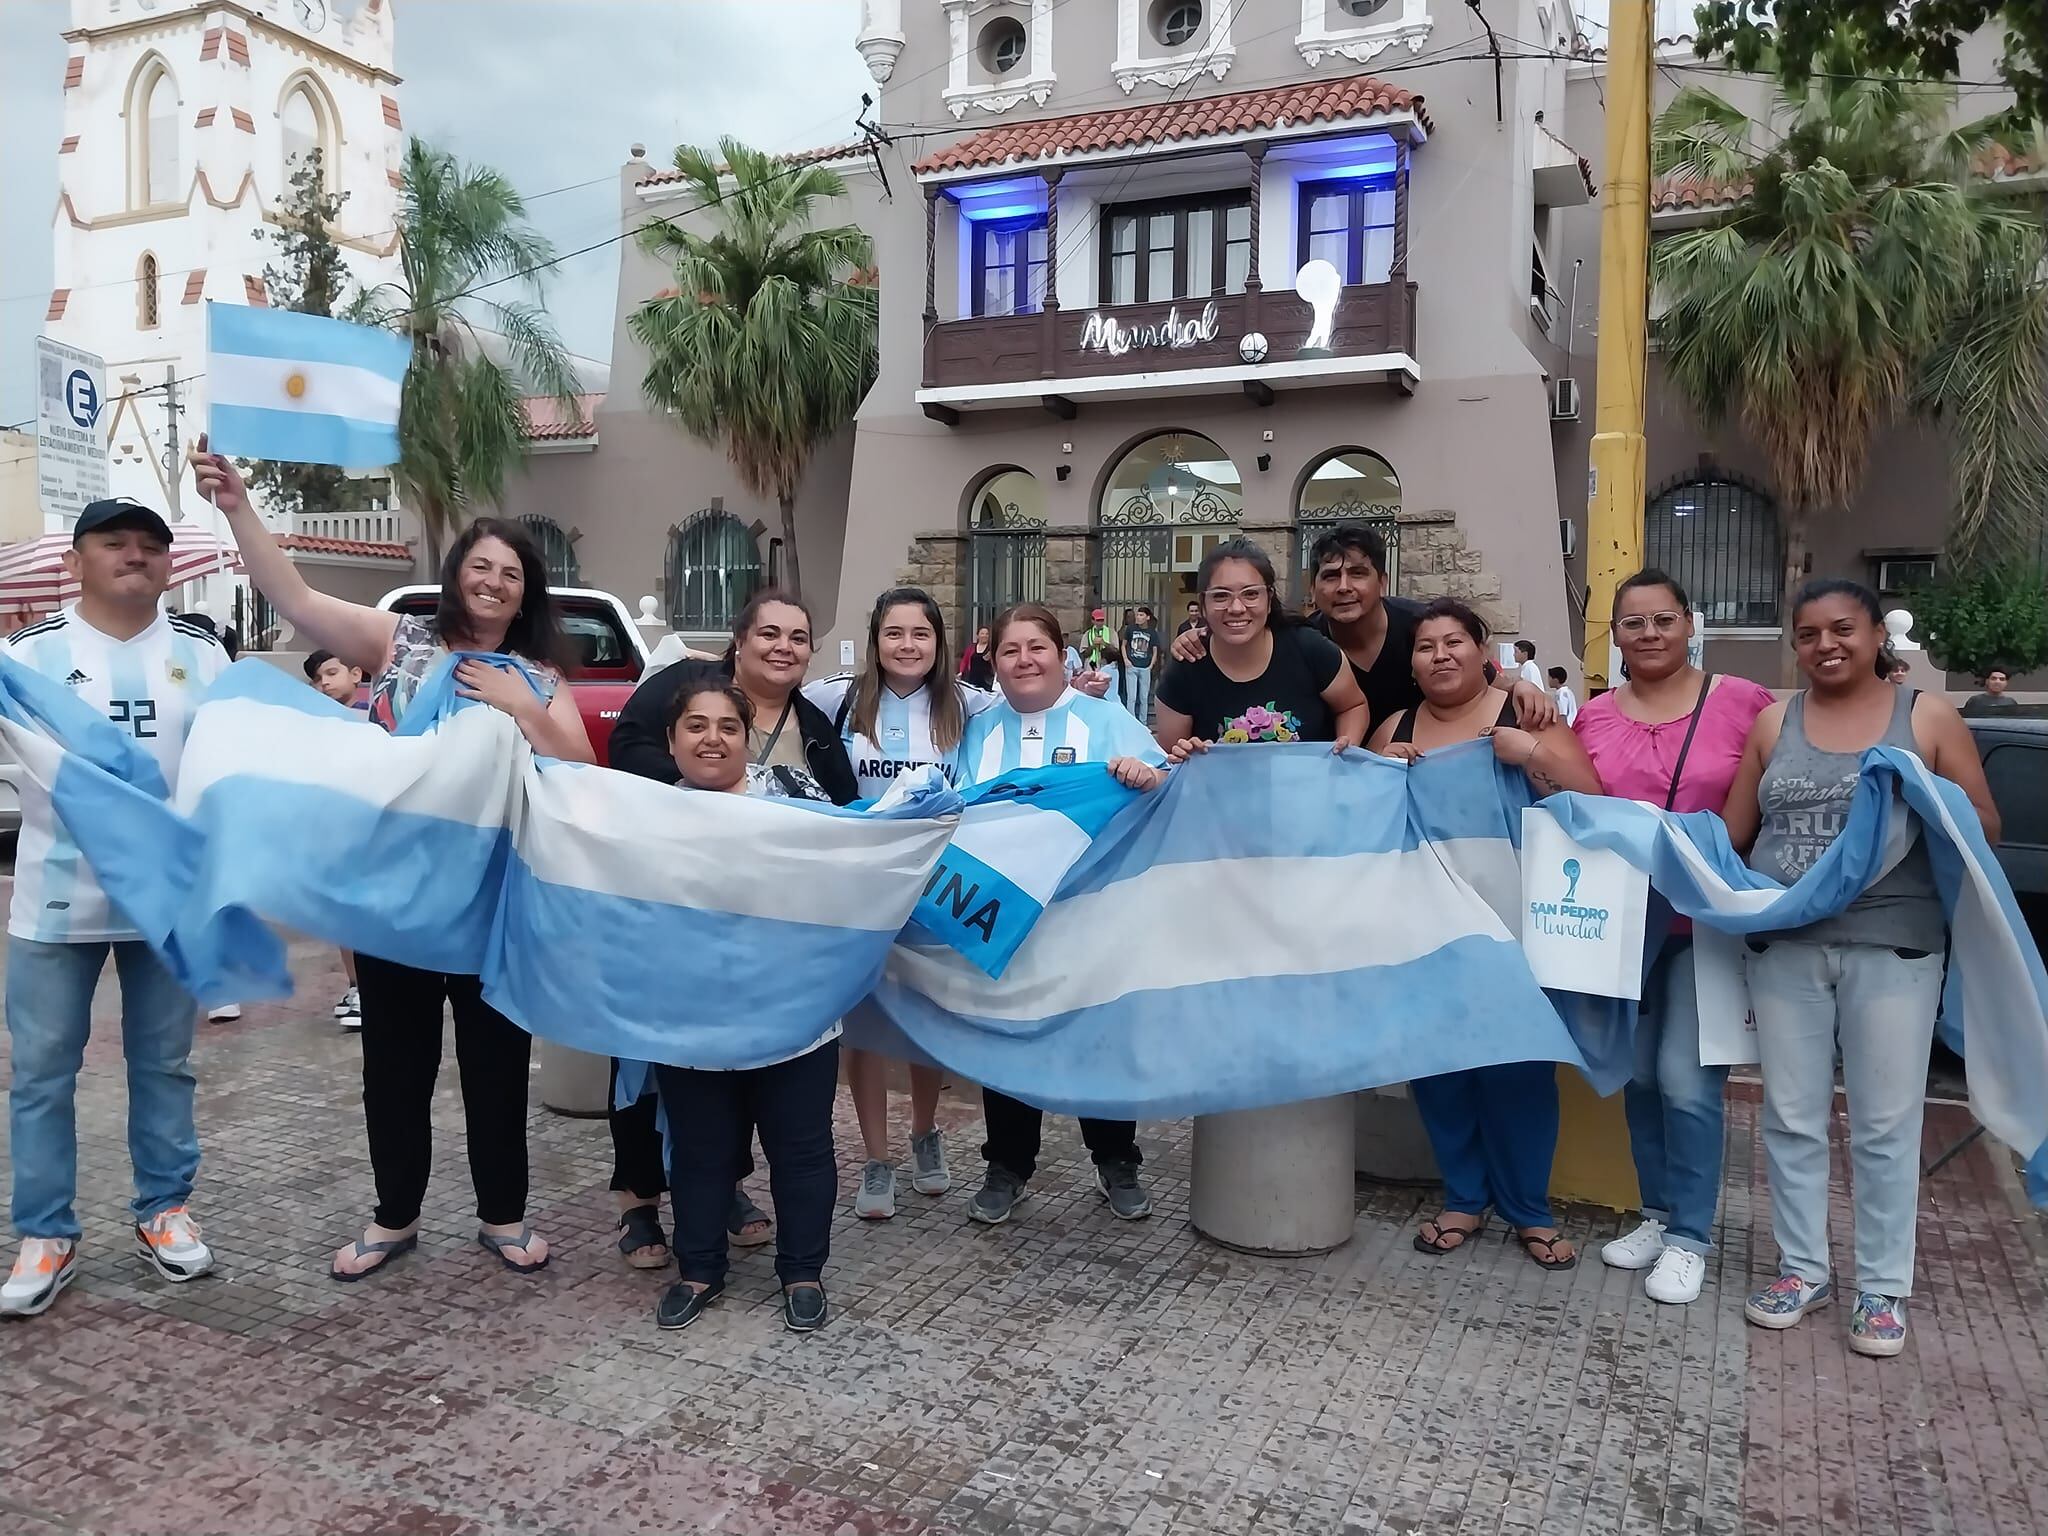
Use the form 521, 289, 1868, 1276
205, 303, 408, 467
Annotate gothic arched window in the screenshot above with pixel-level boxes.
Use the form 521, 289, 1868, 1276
129, 58, 180, 208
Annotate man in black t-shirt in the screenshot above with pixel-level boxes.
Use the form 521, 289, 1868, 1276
1174, 600, 1204, 638
1120, 605, 1160, 720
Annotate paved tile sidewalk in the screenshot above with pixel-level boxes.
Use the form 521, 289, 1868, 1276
2, 938, 2046, 1535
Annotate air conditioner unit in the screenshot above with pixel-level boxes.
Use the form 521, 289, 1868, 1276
1559, 519, 1577, 559
1550, 377, 1581, 421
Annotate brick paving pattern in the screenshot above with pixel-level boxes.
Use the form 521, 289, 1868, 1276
1, 937, 2045, 1534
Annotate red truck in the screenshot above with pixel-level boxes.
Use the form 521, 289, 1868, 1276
376, 585, 651, 765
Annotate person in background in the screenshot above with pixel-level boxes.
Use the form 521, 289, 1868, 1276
805, 587, 998, 1219
1176, 600, 1204, 639
958, 603, 1168, 1227
304, 649, 368, 1029
1886, 657, 1912, 685
1120, 604, 1161, 722
1514, 639, 1543, 690
652, 680, 841, 1334
193, 442, 592, 1284
1547, 665, 1580, 726
959, 625, 995, 690
1369, 599, 1602, 1272
0, 499, 230, 1319
1169, 525, 1553, 740
1575, 570, 1774, 1305
1962, 665, 2019, 716
1723, 579, 1997, 1357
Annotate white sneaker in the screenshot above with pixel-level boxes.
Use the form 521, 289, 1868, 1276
333, 986, 360, 1021
1600, 1217, 1666, 1271
135, 1207, 213, 1282
207, 1004, 242, 1022
1, 1238, 78, 1318
1644, 1245, 1706, 1304
853, 1160, 896, 1220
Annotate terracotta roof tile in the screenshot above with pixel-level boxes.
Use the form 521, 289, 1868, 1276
63, 56, 82, 88
46, 289, 69, 322
387, 168, 403, 189
59, 135, 78, 153
195, 106, 217, 127
520, 393, 604, 440
638, 140, 866, 187
200, 27, 221, 62
277, 534, 412, 562
243, 274, 268, 306
381, 95, 402, 129
1654, 146, 2042, 213
912, 73, 1429, 177
182, 269, 206, 304
225, 29, 251, 66
231, 108, 255, 134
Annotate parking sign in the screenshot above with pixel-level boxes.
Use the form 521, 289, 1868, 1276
36, 335, 111, 522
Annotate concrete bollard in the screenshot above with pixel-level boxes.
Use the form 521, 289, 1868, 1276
1353, 1083, 1441, 1184
538, 1039, 611, 1119
1190, 1095, 1357, 1255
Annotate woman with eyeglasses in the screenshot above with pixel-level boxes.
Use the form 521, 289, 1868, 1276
1152, 539, 1369, 759
1573, 570, 1773, 1305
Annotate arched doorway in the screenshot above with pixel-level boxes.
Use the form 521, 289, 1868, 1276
517, 514, 581, 588
1296, 447, 1401, 599
967, 468, 1047, 632
666, 509, 763, 635
1645, 471, 1782, 627
1096, 431, 1242, 626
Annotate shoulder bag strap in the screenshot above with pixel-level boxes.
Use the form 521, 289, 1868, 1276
1663, 673, 1715, 811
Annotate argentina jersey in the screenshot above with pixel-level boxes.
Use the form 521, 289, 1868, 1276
802, 673, 1000, 801
957, 688, 1165, 786
3, 608, 228, 943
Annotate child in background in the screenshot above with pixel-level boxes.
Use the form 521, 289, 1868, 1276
1548, 665, 1579, 726
305, 650, 367, 1027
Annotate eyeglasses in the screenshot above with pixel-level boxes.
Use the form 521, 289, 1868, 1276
1204, 586, 1270, 610
1614, 612, 1685, 636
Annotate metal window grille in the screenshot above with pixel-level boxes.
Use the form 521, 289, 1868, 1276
968, 475, 1046, 633
517, 515, 580, 589
666, 510, 763, 633
1644, 472, 1783, 627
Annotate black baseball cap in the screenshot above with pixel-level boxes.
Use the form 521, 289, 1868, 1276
74, 498, 174, 546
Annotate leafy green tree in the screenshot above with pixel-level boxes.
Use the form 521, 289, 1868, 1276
1911, 561, 2048, 680
629, 138, 878, 598
352, 137, 581, 562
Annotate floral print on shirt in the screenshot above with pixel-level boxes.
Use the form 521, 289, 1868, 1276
1219, 703, 1302, 744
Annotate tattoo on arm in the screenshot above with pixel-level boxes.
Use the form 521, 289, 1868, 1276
1526, 762, 1567, 795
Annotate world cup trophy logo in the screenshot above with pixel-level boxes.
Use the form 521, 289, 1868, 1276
1561, 858, 1582, 905
1294, 259, 1342, 355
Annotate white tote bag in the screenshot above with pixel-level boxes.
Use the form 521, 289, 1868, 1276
1690, 922, 1762, 1066
1518, 806, 1651, 1000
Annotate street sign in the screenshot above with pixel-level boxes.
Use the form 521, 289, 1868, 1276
35, 336, 110, 523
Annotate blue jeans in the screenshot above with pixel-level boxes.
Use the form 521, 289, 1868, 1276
1622, 937, 1728, 1254
1411, 1058, 1559, 1229
1123, 665, 1153, 722
6, 936, 199, 1241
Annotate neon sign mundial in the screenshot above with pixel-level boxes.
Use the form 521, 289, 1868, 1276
1078, 301, 1223, 356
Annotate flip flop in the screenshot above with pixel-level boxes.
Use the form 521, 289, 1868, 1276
1413, 1216, 1483, 1256
729, 1191, 772, 1249
617, 1206, 672, 1271
1513, 1229, 1579, 1270
477, 1226, 550, 1274
329, 1232, 417, 1283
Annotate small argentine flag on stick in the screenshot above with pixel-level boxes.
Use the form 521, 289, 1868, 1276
205, 302, 409, 467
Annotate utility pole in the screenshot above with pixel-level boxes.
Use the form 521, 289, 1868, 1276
160, 364, 184, 521
1581, 0, 1651, 693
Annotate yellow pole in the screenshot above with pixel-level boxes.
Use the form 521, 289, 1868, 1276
1550, 1, 1653, 1216
1581, 0, 1652, 693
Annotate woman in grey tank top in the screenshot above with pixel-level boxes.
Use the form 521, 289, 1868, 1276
1721, 581, 1999, 1359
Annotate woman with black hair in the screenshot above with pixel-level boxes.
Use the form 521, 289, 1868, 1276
1151, 538, 1369, 758
802, 587, 997, 1220
1722, 579, 1997, 1356
190, 439, 593, 1283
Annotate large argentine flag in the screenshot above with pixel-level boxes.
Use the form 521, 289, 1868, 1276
1542, 754, 2048, 1203
862, 744, 1592, 1119
206, 303, 408, 467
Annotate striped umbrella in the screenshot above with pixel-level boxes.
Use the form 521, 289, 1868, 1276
0, 528, 244, 612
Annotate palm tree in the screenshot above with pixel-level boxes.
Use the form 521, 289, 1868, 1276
353, 137, 582, 562
629, 138, 879, 598
1651, 54, 2048, 662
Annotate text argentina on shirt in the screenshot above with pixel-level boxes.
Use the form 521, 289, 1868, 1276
858, 755, 960, 785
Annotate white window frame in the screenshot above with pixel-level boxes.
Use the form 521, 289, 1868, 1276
128, 55, 180, 210
278, 74, 341, 191
1114, 0, 1236, 94
1296, 0, 1433, 68
944, 0, 1056, 119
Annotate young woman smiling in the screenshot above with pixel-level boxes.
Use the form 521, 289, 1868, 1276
1722, 579, 1997, 1356
1574, 570, 1773, 1305
958, 603, 1166, 1228
804, 587, 999, 1220
190, 442, 593, 1284
1368, 599, 1601, 1271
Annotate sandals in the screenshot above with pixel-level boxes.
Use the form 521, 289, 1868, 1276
617, 1206, 672, 1270
477, 1225, 550, 1275
1413, 1216, 1483, 1256
729, 1190, 772, 1248
1513, 1229, 1579, 1270
329, 1231, 417, 1283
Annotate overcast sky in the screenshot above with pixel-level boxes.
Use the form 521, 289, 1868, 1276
0, 0, 870, 426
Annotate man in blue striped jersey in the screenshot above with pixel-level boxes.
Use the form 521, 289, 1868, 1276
0, 500, 230, 1318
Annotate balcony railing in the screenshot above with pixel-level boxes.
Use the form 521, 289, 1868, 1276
292, 512, 406, 545
921, 281, 1418, 402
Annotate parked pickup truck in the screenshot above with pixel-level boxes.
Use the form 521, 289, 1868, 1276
376, 586, 651, 766
1967, 713, 2048, 897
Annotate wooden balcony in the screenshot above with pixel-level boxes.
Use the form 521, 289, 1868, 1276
918, 281, 1419, 417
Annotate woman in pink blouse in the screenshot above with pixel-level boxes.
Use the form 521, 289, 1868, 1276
1574, 570, 1773, 1306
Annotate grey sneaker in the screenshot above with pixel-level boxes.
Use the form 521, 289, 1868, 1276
1096, 1161, 1153, 1220
968, 1166, 1027, 1226
854, 1160, 896, 1220
910, 1128, 951, 1195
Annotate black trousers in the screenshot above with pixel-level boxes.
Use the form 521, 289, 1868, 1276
657, 1040, 839, 1290
981, 1088, 1140, 1184
355, 954, 531, 1230
611, 1060, 758, 1201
